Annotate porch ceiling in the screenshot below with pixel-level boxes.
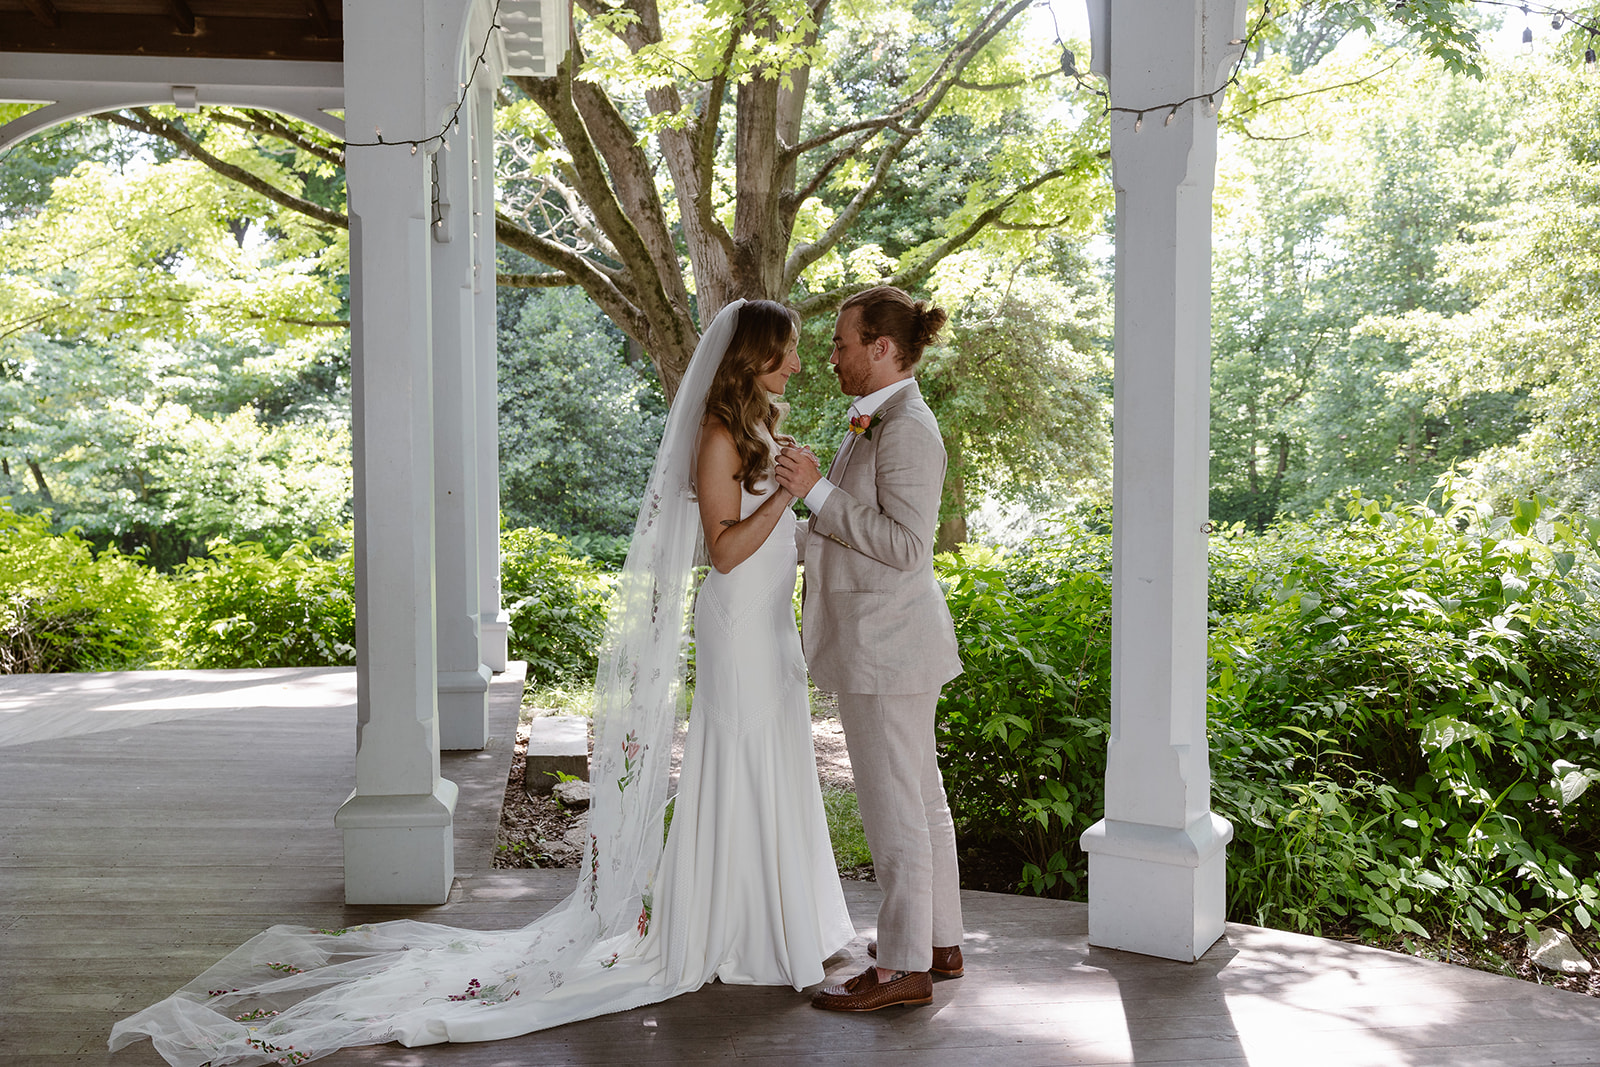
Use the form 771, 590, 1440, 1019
0, 0, 341, 62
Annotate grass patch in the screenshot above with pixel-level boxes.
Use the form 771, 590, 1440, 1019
520, 679, 595, 721
823, 787, 873, 870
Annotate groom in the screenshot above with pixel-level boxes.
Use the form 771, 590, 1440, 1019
775, 285, 965, 1012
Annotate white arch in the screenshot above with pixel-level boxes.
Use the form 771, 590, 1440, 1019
0, 53, 344, 153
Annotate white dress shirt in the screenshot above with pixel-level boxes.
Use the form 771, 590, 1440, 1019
803, 377, 918, 514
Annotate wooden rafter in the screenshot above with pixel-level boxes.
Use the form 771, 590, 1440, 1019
21, 0, 60, 29
306, 0, 334, 38
166, 0, 196, 35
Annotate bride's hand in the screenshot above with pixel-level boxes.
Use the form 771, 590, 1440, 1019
775, 445, 821, 499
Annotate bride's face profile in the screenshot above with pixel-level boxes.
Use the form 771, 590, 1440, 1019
757, 331, 802, 395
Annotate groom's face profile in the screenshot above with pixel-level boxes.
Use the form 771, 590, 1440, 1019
829, 307, 875, 397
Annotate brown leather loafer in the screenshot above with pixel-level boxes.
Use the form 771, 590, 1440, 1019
811, 967, 934, 1011
866, 940, 964, 978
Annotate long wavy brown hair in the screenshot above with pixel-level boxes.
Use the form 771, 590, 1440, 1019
702, 300, 800, 494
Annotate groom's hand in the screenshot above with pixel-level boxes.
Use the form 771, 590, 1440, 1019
775, 445, 821, 498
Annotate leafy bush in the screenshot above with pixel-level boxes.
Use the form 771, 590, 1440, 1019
163, 538, 355, 668
1210, 493, 1600, 942
935, 526, 1112, 898
501, 526, 613, 685
566, 531, 630, 570
0, 503, 167, 672
937, 494, 1600, 950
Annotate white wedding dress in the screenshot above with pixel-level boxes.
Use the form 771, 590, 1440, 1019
110, 303, 853, 1067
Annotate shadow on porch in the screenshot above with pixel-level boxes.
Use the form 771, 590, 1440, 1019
3, 667, 1599, 1066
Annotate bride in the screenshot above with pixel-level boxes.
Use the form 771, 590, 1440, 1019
110, 299, 854, 1066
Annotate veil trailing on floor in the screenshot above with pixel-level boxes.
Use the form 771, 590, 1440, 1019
109, 301, 749, 1067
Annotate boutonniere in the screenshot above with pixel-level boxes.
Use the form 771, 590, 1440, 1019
848, 410, 886, 440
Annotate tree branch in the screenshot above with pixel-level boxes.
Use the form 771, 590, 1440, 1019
495, 210, 648, 343
794, 166, 1068, 319
206, 108, 346, 167
103, 109, 348, 230
497, 271, 579, 288
785, 114, 917, 163
782, 0, 1032, 288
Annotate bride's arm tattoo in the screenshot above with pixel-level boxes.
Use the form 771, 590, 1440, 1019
720, 519, 738, 527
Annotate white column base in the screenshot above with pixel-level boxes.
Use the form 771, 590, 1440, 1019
479, 610, 510, 673
335, 777, 460, 904
438, 665, 492, 750
1080, 812, 1234, 962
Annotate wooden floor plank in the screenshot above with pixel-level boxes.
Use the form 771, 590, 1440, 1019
4, 666, 1600, 1067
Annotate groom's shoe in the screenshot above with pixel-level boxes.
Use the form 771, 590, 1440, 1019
811, 967, 933, 1011
866, 940, 964, 978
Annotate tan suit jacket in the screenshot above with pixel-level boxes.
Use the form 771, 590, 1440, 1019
798, 382, 962, 695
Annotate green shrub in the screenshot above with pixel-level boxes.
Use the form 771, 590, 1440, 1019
501, 526, 612, 685
0, 503, 166, 672
935, 526, 1113, 898
566, 531, 630, 570
937, 494, 1600, 949
1210, 492, 1600, 942
164, 538, 355, 668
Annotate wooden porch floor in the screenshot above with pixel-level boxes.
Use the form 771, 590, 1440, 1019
3, 668, 1599, 1066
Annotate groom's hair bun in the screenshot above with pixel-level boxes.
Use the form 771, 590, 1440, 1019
841, 286, 947, 370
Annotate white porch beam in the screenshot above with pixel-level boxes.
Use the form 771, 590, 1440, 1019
430, 70, 492, 749
335, 0, 477, 905
471, 77, 511, 673
0, 53, 343, 150
1078, 0, 1243, 962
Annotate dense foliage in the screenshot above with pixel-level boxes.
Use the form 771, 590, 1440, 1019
1212, 491, 1600, 941
935, 492, 1600, 944
935, 531, 1112, 898
496, 287, 665, 540
1, 519, 610, 683
500, 526, 614, 685
0, 504, 166, 672
163, 538, 356, 669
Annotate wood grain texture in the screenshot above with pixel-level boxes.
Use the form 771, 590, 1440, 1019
3, 667, 1599, 1066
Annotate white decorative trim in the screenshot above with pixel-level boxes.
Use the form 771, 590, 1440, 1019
0, 53, 344, 151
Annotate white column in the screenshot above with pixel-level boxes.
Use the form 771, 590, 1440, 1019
471, 78, 510, 672
431, 64, 492, 749
335, 0, 473, 905
1077, 0, 1242, 962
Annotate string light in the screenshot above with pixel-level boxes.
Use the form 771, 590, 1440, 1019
1473, 1, 1600, 52
1057, 0, 1600, 134
345, 0, 504, 154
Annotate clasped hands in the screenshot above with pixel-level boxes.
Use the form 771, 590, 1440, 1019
774, 443, 822, 500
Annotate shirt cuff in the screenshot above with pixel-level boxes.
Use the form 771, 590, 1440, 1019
805, 478, 836, 515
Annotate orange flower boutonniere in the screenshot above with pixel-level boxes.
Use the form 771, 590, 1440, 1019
848, 410, 885, 440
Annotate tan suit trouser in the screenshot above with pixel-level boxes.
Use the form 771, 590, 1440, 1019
837, 690, 964, 972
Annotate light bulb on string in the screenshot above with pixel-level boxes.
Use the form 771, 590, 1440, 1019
1165, 106, 1177, 126
1134, 113, 1144, 132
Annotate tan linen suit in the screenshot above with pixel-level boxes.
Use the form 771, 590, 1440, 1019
798, 381, 964, 973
